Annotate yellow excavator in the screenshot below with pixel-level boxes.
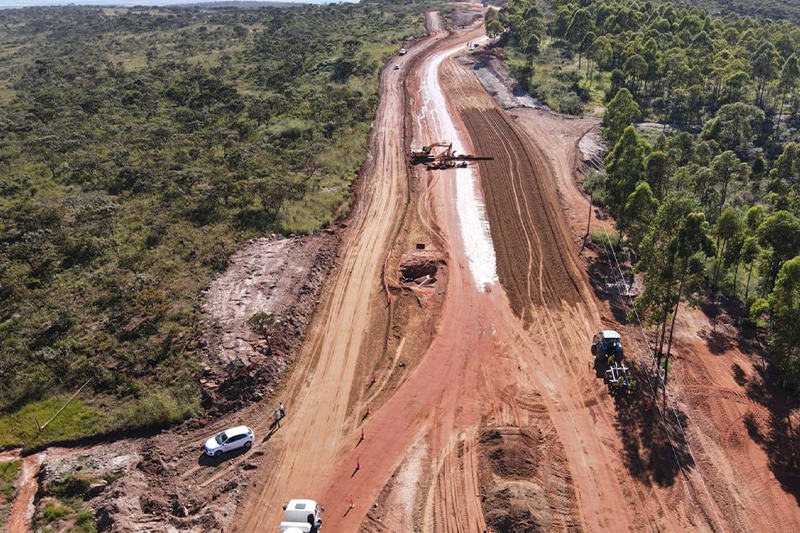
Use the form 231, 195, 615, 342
409, 142, 493, 170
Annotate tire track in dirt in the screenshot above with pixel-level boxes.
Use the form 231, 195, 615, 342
229, 21, 448, 532
440, 43, 700, 532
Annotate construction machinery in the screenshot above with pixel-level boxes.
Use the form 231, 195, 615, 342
409, 142, 493, 170
604, 361, 636, 395
591, 330, 624, 365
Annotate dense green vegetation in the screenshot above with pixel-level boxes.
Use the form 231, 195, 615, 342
0, 3, 424, 447
686, 0, 800, 26
491, 0, 800, 393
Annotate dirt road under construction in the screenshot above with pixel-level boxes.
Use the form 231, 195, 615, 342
231, 10, 800, 533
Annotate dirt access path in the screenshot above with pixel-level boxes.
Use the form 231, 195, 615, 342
229, 13, 450, 532
235, 13, 682, 533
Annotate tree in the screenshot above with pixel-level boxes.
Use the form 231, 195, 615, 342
602, 88, 641, 147
662, 212, 715, 408
702, 102, 765, 156
487, 20, 504, 43
710, 151, 748, 220
638, 195, 698, 355
524, 34, 540, 73
757, 211, 800, 295
250, 171, 307, 218
751, 41, 780, 107
776, 54, 799, 132
551, 7, 571, 39
771, 142, 800, 184
604, 126, 648, 221
579, 32, 596, 74
741, 236, 761, 301
566, 9, 593, 48
645, 150, 673, 201
713, 207, 743, 290
622, 181, 659, 250
247, 311, 277, 354
767, 255, 800, 392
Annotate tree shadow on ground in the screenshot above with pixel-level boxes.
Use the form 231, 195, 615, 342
609, 361, 695, 488
699, 329, 732, 355
742, 363, 800, 505
697, 291, 765, 356
586, 255, 631, 325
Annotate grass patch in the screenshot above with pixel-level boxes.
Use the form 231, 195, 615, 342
582, 169, 607, 206
43, 502, 71, 522
0, 387, 199, 450
0, 398, 107, 449
590, 228, 623, 251
506, 39, 605, 115
0, 459, 21, 499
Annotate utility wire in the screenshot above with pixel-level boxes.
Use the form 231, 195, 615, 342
598, 222, 726, 533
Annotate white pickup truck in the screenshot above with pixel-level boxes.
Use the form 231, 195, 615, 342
279, 499, 324, 533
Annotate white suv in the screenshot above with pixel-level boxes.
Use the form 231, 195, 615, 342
204, 426, 254, 456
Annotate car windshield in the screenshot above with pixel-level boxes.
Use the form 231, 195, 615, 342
215, 432, 227, 444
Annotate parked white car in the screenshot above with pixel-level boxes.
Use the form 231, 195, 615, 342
204, 426, 254, 456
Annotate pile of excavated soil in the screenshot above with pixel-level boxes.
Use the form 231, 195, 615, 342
479, 426, 579, 533
453, 9, 483, 28
399, 250, 445, 284
480, 427, 539, 479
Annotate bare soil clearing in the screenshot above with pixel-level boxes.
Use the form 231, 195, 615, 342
201, 233, 339, 410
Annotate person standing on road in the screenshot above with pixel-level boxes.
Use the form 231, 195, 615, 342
273, 409, 281, 428
279, 402, 286, 418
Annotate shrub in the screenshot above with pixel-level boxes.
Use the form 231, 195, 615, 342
43, 503, 70, 522
590, 228, 623, 251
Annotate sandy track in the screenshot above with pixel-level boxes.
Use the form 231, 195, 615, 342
7, 454, 43, 533
229, 18, 449, 532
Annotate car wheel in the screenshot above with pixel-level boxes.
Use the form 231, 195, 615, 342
244, 441, 252, 449
214, 450, 222, 457
590, 344, 597, 356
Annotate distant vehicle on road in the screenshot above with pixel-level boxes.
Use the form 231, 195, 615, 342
280, 499, 324, 532
203, 426, 254, 456
398, 47, 407, 55
394, 64, 400, 70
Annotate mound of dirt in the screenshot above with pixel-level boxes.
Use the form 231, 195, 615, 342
458, 52, 546, 111
480, 427, 539, 479
478, 424, 580, 533
453, 9, 483, 28
483, 480, 545, 533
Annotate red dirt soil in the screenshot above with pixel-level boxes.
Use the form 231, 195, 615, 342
209, 9, 800, 533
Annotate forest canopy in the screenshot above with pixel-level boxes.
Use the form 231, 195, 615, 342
491, 0, 800, 393
0, 2, 424, 446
